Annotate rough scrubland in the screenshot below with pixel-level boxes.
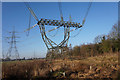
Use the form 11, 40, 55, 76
2, 53, 120, 80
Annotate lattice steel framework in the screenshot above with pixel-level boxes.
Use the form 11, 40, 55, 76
6, 27, 20, 59
24, 2, 91, 54
37, 18, 82, 52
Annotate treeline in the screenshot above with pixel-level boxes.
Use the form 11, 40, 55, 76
46, 23, 120, 59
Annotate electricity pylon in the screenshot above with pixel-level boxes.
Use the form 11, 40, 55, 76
24, 3, 82, 54
24, 2, 92, 57
6, 27, 20, 59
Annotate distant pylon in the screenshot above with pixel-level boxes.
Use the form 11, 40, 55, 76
33, 49, 36, 59
6, 26, 20, 59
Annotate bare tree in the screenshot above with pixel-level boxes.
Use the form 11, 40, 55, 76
94, 34, 106, 44
108, 23, 119, 40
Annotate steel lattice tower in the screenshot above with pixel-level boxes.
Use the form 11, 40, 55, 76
24, 2, 92, 57
6, 27, 20, 59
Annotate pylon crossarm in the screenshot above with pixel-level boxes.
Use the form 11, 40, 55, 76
37, 18, 82, 28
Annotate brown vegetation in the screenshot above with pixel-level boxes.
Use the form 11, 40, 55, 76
2, 53, 119, 79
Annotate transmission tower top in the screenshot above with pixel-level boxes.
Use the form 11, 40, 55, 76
24, 2, 92, 54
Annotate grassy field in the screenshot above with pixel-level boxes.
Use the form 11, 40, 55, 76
2, 53, 120, 79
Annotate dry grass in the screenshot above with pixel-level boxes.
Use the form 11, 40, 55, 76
2, 53, 119, 79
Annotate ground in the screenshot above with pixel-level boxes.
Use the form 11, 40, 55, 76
2, 53, 120, 80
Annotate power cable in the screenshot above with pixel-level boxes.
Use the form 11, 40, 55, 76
70, 0, 92, 38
